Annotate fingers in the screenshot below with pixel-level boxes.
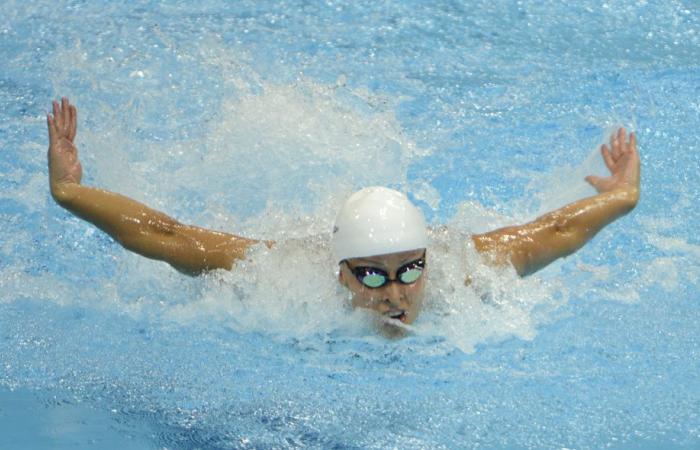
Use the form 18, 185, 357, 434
610, 127, 624, 160
619, 127, 628, 155
594, 127, 638, 189
600, 144, 614, 171
617, 127, 626, 143
68, 104, 77, 142
61, 97, 69, 120
52, 100, 62, 130
61, 97, 70, 134
607, 126, 637, 162
47, 113, 56, 146
618, 128, 637, 159
49, 97, 77, 141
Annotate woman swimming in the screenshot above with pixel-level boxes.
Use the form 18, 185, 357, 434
47, 97, 640, 326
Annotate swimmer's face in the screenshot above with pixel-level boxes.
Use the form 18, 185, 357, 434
338, 249, 426, 327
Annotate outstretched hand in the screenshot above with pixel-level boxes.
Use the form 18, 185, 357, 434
47, 97, 82, 195
585, 127, 640, 195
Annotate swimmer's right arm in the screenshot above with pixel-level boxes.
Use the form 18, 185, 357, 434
47, 98, 259, 275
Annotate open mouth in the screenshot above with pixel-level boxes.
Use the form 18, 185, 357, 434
386, 310, 407, 323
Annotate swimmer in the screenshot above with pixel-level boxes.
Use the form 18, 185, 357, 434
47, 97, 640, 326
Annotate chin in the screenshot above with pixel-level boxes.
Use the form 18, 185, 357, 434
374, 315, 413, 339
379, 322, 409, 339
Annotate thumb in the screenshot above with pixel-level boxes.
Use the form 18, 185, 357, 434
585, 175, 600, 187
585, 175, 607, 193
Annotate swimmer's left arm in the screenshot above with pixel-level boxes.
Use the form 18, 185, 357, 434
472, 128, 640, 276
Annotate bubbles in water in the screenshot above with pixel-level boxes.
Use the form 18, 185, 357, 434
4, 2, 700, 448
12, 36, 567, 355
420, 224, 560, 353
166, 236, 351, 337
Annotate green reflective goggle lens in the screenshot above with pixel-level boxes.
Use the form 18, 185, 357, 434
347, 257, 425, 289
361, 273, 387, 288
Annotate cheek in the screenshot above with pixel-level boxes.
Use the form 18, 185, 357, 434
407, 277, 426, 295
350, 287, 374, 307
406, 281, 426, 308
348, 285, 385, 311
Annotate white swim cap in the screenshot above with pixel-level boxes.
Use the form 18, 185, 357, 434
332, 187, 428, 262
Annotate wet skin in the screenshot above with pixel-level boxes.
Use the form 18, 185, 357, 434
338, 249, 426, 326
47, 98, 641, 335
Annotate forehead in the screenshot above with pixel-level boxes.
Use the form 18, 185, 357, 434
348, 249, 425, 267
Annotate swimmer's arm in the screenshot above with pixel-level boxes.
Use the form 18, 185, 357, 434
472, 128, 640, 276
48, 98, 258, 275
52, 184, 257, 275
472, 187, 638, 276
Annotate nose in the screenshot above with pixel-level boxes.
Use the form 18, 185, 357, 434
383, 281, 403, 307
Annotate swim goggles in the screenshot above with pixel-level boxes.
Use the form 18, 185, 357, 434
343, 253, 426, 289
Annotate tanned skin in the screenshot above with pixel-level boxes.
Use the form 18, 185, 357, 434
471, 127, 639, 276
48, 98, 639, 277
48, 98, 257, 275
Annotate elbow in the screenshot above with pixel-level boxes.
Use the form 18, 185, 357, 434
552, 224, 586, 256
552, 215, 572, 235
551, 215, 582, 245
146, 213, 181, 236
549, 218, 590, 263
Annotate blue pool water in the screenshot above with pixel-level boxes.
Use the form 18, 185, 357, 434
1, 1, 699, 448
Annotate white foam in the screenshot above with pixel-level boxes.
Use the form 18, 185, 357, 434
34, 39, 622, 352
132, 226, 559, 354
